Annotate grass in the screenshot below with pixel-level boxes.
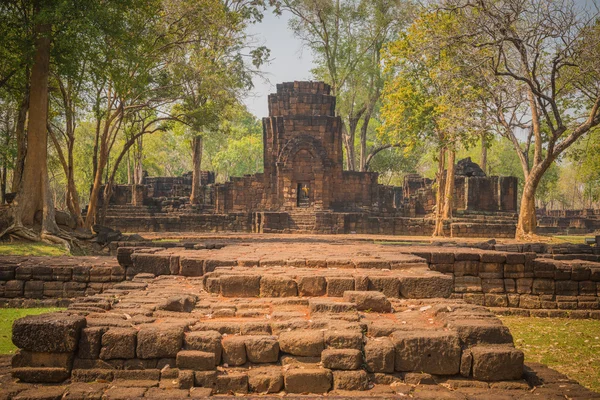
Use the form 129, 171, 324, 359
551, 235, 595, 244
500, 316, 600, 392
0, 242, 69, 256
0, 308, 65, 354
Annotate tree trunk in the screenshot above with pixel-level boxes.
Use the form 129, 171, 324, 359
342, 123, 356, 171
480, 133, 487, 174
359, 111, 372, 172
190, 135, 203, 204
432, 147, 446, 237
440, 149, 456, 236
11, 89, 29, 192
516, 171, 544, 238
516, 183, 537, 238
11, 19, 58, 235
85, 150, 107, 229
133, 136, 143, 184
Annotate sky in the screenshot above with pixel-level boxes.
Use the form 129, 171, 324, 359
243, 12, 314, 118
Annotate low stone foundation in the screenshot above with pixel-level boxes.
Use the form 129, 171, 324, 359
0, 256, 122, 300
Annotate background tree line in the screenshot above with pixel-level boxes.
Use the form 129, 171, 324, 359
0, 0, 599, 242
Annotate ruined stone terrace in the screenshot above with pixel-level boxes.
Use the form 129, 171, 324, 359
2, 237, 600, 398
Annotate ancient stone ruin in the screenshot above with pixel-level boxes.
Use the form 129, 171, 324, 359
3, 237, 600, 398
97, 81, 519, 238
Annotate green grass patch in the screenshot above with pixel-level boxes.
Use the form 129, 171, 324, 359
0, 242, 69, 256
552, 235, 595, 244
0, 308, 65, 354
500, 316, 600, 392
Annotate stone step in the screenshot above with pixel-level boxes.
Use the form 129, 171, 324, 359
12, 275, 525, 392
204, 266, 453, 299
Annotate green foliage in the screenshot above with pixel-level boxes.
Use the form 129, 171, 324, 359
204, 106, 263, 181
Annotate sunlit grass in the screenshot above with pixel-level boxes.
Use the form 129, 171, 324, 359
551, 235, 595, 245
0, 308, 65, 354
0, 242, 69, 256
500, 316, 600, 393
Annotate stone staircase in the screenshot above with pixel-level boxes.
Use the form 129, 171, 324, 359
288, 209, 317, 233
450, 210, 518, 238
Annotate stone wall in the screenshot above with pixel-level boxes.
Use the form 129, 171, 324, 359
0, 257, 123, 300
424, 250, 600, 312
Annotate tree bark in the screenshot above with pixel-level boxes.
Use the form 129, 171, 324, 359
432, 147, 446, 237
190, 135, 203, 204
480, 133, 487, 174
441, 149, 456, 236
11, 89, 29, 192
515, 165, 547, 238
11, 18, 58, 235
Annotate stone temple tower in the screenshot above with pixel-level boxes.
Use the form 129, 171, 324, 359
262, 81, 376, 211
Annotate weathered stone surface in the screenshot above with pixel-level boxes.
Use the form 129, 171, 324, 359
137, 325, 184, 359
12, 312, 86, 353
392, 330, 461, 375
12, 386, 67, 400
470, 346, 524, 381
449, 320, 513, 346
193, 370, 217, 388
222, 336, 247, 366
279, 330, 324, 357
260, 276, 298, 297
367, 276, 400, 298
248, 367, 284, 393
100, 328, 137, 360
298, 276, 326, 296
63, 382, 107, 399
342, 291, 391, 312
158, 295, 196, 312
284, 368, 332, 393
214, 372, 248, 394
220, 275, 260, 297
176, 350, 215, 371
77, 327, 106, 359
321, 348, 362, 370
12, 367, 70, 384
365, 337, 394, 373
399, 275, 453, 298
244, 336, 279, 363
130, 253, 171, 276
12, 351, 72, 370
326, 277, 354, 297
332, 370, 369, 390
184, 331, 222, 364
324, 330, 363, 350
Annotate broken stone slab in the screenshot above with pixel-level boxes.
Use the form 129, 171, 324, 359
342, 291, 392, 312
12, 312, 86, 353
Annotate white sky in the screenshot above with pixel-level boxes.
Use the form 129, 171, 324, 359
243, 11, 314, 118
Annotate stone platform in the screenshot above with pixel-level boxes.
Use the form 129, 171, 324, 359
4, 238, 600, 398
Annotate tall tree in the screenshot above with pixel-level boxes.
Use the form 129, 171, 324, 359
380, 11, 480, 236
439, 0, 600, 238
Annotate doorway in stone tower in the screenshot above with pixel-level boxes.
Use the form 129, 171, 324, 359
297, 182, 310, 207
